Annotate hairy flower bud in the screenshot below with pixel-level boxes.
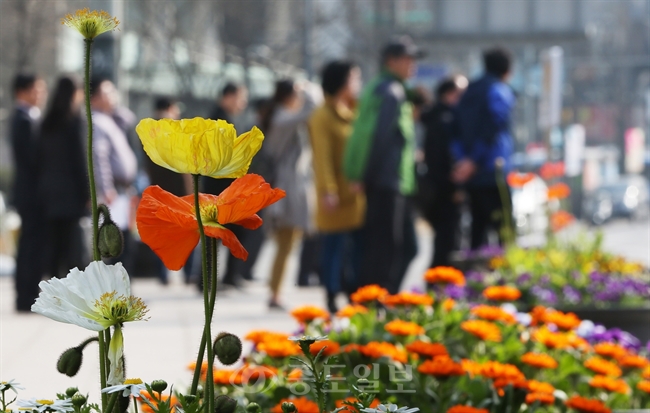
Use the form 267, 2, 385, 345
214, 395, 237, 413
213, 332, 242, 366
281, 402, 297, 413
65, 387, 80, 398
150, 380, 168, 394
98, 220, 124, 258
72, 393, 87, 407
245, 403, 261, 413
57, 347, 83, 377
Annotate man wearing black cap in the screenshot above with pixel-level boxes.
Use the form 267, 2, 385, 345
343, 36, 424, 293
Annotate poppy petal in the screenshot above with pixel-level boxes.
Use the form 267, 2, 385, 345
204, 226, 248, 260
215, 174, 285, 225
233, 214, 263, 230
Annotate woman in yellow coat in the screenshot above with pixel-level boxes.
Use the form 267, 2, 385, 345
308, 61, 365, 312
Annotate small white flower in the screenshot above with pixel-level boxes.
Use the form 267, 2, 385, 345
576, 320, 595, 338
500, 303, 517, 315
102, 378, 147, 398
288, 335, 327, 342
361, 404, 419, 413
0, 379, 25, 394
516, 312, 532, 327
17, 399, 73, 413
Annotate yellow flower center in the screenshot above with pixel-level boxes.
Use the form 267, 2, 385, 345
94, 291, 149, 326
36, 400, 54, 405
199, 204, 224, 228
61, 8, 120, 39
124, 378, 143, 385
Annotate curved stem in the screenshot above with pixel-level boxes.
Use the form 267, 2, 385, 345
84, 38, 100, 261
209, 237, 218, 323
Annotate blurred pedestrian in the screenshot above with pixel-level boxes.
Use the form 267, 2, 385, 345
309, 60, 365, 312
144, 97, 193, 284
90, 78, 138, 268
208, 82, 248, 124
420, 76, 467, 268
451, 48, 516, 249
9, 73, 47, 312
37, 75, 89, 279
343, 36, 423, 294
262, 79, 322, 309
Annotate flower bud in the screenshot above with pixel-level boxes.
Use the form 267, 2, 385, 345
182, 395, 197, 405
214, 395, 237, 413
357, 378, 370, 387
57, 347, 83, 377
150, 380, 168, 394
281, 402, 296, 413
65, 387, 80, 398
213, 332, 242, 366
98, 220, 124, 258
245, 403, 261, 413
71, 393, 87, 407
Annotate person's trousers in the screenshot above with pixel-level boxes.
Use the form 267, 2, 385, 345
15, 207, 45, 311
467, 185, 512, 250
429, 196, 460, 268
269, 227, 301, 295
358, 188, 417, 294
320, 230, 362, 295
298, 233, 322, 286
46, 218, 87, 278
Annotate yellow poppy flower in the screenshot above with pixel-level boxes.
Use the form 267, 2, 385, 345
61, 9, 120, 39
136, 118, 264, 179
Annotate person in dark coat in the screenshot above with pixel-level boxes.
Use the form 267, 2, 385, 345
37, 75, 89, 279
9, 73, 47, 311
420, 76, 467, 268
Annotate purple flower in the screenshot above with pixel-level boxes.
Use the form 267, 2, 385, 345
590, 271, 607, 284
562, 285, 581, 304
444, 284, 467, 300
539, 275, 551, 286
531, 286, 557, 305
466, 271, 484, 284
517, 273, 532, 284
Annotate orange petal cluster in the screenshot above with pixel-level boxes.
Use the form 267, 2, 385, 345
525, 392, 554, 405
551, 210, 575, 232
257, 339, 301, 358
461, 320, 502, 342
521, 352, 558, 369
447, 406, 489, 413
382, 291, 434, 307
336, 304, 369, 318
507, 172, 536, 188
540, 161, 565, 180
593, 342, 628, 359
245, 330, 290, 344
527, 380, 554, 394
443, 298, 456, 311
479, 361, 525, 383
637, 380, 650, 393
271, 397, 320, 413
470, 305, 516, 324
643, 365, 650, 379
588, 375, 629, 394
334, 397, 380, 412
565, 395, 611, 413
530, 306, 548, 326
583, 357, 622, 377
482, 286, 521, 301
350, 284, 389, 304
547, 182, 571, 200
617, 353, 649, 369
359, 341, 407, 363
417, 356, 465, 377
532, 327, 570, 349
405, 341, 448, 358
290, 305, 329, 323
424, 266, 465, 286
139, 392, 179, 413
309, 339, 340, 357
384, 319, 425, 336
543, 310, 581, 330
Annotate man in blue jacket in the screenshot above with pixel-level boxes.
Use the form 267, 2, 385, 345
451, 48, 516, 249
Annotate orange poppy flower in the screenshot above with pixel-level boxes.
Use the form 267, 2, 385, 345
532, 327, 570, 349
385, 319, 425, 336
521, 352, 558, 369
382, 291, 434, 307
290, 305, 329, 323
589, 375, 629, 394
543, 310, 581, 330
443, 298, 456, 311
136, 174, 285, 270
551, 210, 575, 232
637, 380, 650, 393
482, 286, 521, 301
461, 320, 502, 342
547, 182, 571, 200
271, 397, 319, 413
584, 357, 622, 377
350, 284, 389, 304
424, 266, 465, 286
359, 341, 407, 363
244, 330, 290, 344
406, 341, 448, 358
335, 397, 380, 412
418, 356, 465, 377
240, 364, 278, 382
309, 339, 340, 357
447, 406, 488, 413
617, 353, 649, 369
336, 304, 369, 318
257, 339, 301, 358
507, 172, 536, 188
565, 396, 611, 413
525, 392, 554, 405
470, 305, 516, 324
593, 342, 628, 359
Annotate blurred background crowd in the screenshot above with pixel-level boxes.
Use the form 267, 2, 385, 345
1, 0, 649, 314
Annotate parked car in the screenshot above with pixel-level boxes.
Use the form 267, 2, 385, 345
583, 175, 650, 225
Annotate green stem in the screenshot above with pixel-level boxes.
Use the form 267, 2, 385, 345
193, 175, 213, 413
84, 38, 99, 261
104, 393, 119, 413
209, 238, 218, 323
190, 331, 207, 396
99, 332, 108, 410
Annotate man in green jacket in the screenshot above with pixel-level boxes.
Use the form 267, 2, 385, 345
343, 36, 423, 293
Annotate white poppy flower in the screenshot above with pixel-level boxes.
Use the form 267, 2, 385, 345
361, 404, 419, 413
0, 379, 25, 394
17, 399, 73, 413
102, 378, 147, 398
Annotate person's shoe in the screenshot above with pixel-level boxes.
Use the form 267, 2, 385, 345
326, 292, 338, 314
268, 300, 285, 311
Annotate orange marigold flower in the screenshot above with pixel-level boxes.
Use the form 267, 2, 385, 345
245, 330, 290, 344
507, 172, 536, 188
342, 343, 362, 353
568, 334, 590, 351
547, 182, 571, 200
140, 392, 179, 413
527, 380, 555, 394
418, 356, 465, 377
406, 341, 448, 358
334, 397, 380, 412
593, 342, 628, 359
471, 305, 516, 324
447, 405, 489, 413
136, 175, 285, 270
643, 365, 650, 379
290, 305, 329, 323
384, 319, 425, 336
479, 361, 525, 382
461, 320, 502, 342
271, 397, 319, 413
617, 353, 649, 369
350, 284, 389, 304
240, 364, 277, 382
213, 369, 242, 385
551, 210, 575, 232
521, 352, 558, 369
584, 357, 622, 377
336, 304, 369, 318
589, 375, 629, 394
443, 298, 456, 311
187, 361, 209, 372
359, 341, 407, 363
309, 339, 340, 357
382, 291, 434, 307
565, 396, 611, 413
461, 359, 482, 377
526, 392, 554, 405
530, 306, 548, 326
637, 380, 650, 393
424, 266, 465, 286
532, 327, 570, 349
287, 368, 302, 381
482, 286, 521, 301
543, 310, 581, 330
257, 339, 301, 358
